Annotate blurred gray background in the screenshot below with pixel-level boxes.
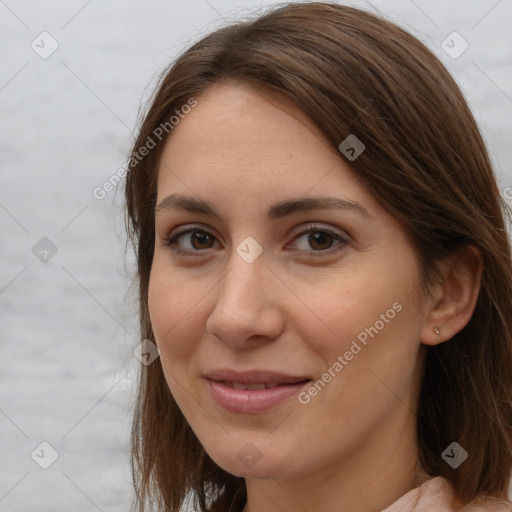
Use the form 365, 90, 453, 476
1, 0, 511, 510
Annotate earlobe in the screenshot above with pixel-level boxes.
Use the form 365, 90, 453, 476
421, 245, 483, 346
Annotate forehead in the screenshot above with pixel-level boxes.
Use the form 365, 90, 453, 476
159, 82, 335, 176
171, 80, 327, 144
155, 82, 381, 222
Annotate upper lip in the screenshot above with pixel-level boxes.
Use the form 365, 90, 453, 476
204, 368, 310, 385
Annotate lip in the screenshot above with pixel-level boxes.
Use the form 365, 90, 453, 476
204, 368, 311, 414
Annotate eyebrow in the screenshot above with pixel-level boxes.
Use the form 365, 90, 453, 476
155, 193, 370, 220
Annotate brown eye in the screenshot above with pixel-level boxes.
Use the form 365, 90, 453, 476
164, 226, 220, 255
288, 224, 348, 256
307, 231, 335, 251
189, 231, 215, 250
165, 223, 347, 258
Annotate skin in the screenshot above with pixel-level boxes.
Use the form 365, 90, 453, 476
148, 82, 481, 512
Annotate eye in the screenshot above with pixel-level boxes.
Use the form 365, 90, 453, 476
163, 223, 348, 257
286, 223, 348, 257
163, 224, 220, 256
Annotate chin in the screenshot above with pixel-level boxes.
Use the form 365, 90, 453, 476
203, 440, 299, 480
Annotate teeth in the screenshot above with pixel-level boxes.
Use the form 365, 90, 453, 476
224, 381, 278, 390
236, 382, 266, 390
219, 380, 307, 390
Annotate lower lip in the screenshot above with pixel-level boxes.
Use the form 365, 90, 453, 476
206, 378, 310, 414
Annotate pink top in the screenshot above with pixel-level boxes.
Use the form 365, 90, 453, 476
382, 477, 512, 512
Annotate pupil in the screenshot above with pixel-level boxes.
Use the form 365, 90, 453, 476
309, 232, 332, 250
193, 232, 211, 249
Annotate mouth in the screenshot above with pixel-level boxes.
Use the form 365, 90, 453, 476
218, 379, 310, 390
203, 369, 312, 413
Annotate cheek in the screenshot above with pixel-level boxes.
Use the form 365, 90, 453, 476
286, 268, 389, 352
290, 279, 422, 456
148, 263, 201, 362
292, 256, 422, 379
147, 263, 206, 414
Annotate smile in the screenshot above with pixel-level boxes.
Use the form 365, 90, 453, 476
205, 378, 311, 413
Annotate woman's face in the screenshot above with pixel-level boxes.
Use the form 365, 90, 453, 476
148, 82, 428, 482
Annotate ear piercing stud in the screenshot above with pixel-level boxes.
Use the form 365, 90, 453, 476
433, 327, 441, 335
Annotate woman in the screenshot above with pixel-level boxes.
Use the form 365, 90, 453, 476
124, 2, 512, 511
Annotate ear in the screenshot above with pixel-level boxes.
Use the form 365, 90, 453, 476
421, 245, 483, 346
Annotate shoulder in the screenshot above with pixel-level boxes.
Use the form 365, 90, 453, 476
384, 476, 512, 512
429, 477, 512, 512
460, 497, 512, 512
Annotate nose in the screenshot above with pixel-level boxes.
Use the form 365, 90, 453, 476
205, 252, 285, 349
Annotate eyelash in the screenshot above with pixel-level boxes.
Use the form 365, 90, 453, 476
162, 223, 348, 258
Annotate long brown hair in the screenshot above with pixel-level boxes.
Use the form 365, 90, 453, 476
124, 3, 512, 510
